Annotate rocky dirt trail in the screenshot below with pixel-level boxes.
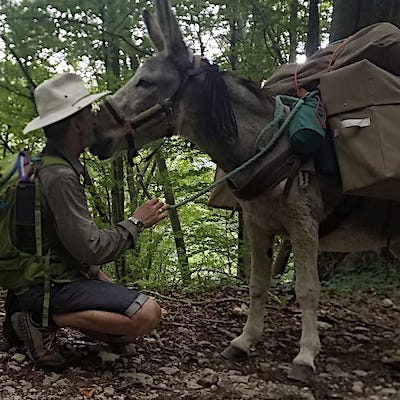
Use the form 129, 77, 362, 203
0, 288, 398, 400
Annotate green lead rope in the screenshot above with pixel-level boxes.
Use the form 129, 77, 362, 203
169, 92, 315, 210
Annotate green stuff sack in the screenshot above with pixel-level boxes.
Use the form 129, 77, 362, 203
289, 93, 327, 156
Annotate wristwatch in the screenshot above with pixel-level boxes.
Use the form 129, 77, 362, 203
128, 216, 145, 233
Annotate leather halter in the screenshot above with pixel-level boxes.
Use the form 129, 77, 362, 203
103, 97, 174, 166
102, 54, 212, 166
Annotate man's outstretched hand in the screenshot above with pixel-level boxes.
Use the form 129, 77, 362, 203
132, 198, 169, 228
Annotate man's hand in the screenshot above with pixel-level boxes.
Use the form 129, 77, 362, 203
98, 269, 113, 283
132, 198, 169, 228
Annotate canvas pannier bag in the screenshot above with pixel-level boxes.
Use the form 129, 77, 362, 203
266, 22, 400, 97
208, 167, 241, 211
320, 59, 400, 200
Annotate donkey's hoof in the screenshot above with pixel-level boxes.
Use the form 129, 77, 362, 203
287, 363, 314, 382
221, 345, 248, 361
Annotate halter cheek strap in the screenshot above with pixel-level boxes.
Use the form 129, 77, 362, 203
103, 99, 138, 165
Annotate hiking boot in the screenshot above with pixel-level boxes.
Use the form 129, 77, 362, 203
1, 312, 23, 350
1, 291, 23, 350
11, 312, 67, 372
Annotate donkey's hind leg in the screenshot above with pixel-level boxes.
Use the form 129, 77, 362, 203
221, 223, 274, 360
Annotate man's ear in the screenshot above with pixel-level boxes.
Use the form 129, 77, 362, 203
71, 114, 85, 136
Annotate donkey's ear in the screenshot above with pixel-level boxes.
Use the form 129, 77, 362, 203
154, 0, 188, 58
143, 9, 165, 53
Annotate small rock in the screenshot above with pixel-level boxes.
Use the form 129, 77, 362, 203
259, 362, 271, 372
198, 368, 218, 387
186, 380, 203, 390
352, 381, 364, 394
53, 378, 70, 388
159, 366, 179, 375
4, 386, 16, 393
198, 340, 212, 346
230, 375, 250, 384
232, 305, 249, 316
381, 388, 397, 395
317, 321, 333, 330
98, 351, 120, 363
103, 386, 115, 396
227, 369, 242, 376
11, 353, 26, 363
8, 364, 21, 372
121, 372, 153, 386
353, 369, 368, 377
382, 298, 394, 307
19, 380, 32, 390
101, 371, 114, 380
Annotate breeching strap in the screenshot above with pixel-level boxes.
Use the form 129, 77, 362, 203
169, 92, 314, 210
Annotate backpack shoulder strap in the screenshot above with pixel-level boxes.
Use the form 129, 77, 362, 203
39, 155, 73, 169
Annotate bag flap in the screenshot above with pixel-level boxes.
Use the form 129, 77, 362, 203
320, 60, 400, 116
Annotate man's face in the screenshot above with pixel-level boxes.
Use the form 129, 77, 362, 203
76, 107, 97, 149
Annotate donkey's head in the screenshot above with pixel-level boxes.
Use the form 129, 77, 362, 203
91, 0, 237, 162
91, 0, 195, 159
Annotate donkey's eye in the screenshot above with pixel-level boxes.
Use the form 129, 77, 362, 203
136, 78, 154, 88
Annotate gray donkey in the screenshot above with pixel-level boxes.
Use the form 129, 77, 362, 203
91, 0, 400, 381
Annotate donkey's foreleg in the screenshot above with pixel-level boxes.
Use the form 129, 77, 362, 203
288, 220, 321, 381
222, 229, 274, 360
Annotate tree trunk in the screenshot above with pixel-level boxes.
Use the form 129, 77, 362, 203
101, 4, 126, 279
306, 0, 320, 57
330, 0, 400, 42
288, 0, 299, 62
155, 151, 191, 284
125, 162, 139, 215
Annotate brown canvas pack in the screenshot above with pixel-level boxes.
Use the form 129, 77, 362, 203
208, 167, 240, 210
266, 22, 400, 97
320, 60, 400, 200
209, 22, 400, 208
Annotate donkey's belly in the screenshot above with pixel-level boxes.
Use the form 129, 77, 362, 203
319, 227, 386, 252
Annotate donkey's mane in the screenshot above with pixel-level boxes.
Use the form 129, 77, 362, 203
201, 66, 238, 141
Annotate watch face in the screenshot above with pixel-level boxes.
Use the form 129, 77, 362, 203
129, 217, 144, 232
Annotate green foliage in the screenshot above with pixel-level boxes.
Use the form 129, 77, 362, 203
0, 0, 335, 290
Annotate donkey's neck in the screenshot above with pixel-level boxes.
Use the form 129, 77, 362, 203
179, 73, 276, 172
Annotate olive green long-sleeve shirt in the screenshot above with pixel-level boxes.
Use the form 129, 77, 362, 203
38, 145, 138, 279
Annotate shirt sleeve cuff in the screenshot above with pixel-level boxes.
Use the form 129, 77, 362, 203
118, 220, 139, 247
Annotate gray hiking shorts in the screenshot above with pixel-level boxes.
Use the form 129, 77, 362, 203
16, 279, 149, 323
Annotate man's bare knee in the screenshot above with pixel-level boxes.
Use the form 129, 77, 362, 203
128, 298, 161, 335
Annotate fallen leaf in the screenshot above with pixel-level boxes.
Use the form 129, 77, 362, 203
79, 387, 96, 398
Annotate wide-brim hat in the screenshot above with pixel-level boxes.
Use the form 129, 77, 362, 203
23, 73, 110, 134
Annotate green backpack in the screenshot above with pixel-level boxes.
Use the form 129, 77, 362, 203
0, 150, 71, 325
